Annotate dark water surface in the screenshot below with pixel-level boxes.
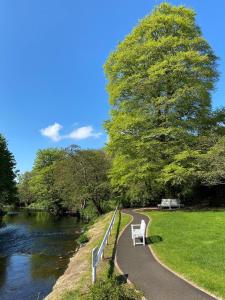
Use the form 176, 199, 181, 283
0, 210, 81, 300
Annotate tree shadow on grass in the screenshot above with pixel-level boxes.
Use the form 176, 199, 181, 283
146, 235, 163, 244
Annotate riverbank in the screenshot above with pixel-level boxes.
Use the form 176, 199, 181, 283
45, 210, 139, 299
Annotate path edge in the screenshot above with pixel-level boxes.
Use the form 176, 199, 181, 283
136, 209, 220, 300
114, 211, 147, 300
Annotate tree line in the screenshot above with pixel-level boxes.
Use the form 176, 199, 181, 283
1, 136, 112, 217
18, 146, 111, 216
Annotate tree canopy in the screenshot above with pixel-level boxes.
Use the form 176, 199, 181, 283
104, 3, 225, 205
18, 146, 111, 216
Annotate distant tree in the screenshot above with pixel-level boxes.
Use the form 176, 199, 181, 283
104, 3, 222, 204
33, 148, 65, 170
17, 146, 111, 215
0, 134, 17, 210
55, 146, 111, 215
199, 136, 225, 186
30, 148, 66, 213
17, 172, 36, 207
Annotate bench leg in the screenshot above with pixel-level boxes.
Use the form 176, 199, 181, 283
143, 235, 145, 246
133, 238, 136, 246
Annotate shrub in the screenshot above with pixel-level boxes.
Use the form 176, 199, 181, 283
86, 277, 142, 300
77, 233, 89, 245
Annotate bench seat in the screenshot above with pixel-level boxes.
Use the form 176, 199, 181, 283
158, 198, 184, 209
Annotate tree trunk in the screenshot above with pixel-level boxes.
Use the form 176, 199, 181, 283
92, 195, 103, 215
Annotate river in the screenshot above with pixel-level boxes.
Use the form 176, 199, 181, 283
0, 210, 81, 300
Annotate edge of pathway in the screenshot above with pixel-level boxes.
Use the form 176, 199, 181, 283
136, 209, 220, 300
115, 210, 147, 300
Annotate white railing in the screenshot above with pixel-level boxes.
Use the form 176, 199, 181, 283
92, 206, 118, 283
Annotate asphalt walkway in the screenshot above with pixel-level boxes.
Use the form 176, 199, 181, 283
116, 209, 216, 300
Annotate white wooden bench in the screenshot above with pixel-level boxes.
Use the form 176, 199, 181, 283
157, 198, 183, 209
131, 219, 146, 246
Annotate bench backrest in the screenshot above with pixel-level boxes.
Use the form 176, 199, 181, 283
161, 198, 180, 206
140, 220, 146, 233
161, 199, 170, 206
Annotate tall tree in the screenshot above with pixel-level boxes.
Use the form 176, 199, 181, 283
30, 148, 66, 213
104, 3, 221, 204
0, 134, 17, 210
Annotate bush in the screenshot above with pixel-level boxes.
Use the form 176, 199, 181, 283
80, 202, 99, 223
78, 233, 89, 245
86, 277, 142, 300
100, 199, 118, 213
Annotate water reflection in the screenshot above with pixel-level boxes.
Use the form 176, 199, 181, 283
0, 210, 81, 300
0, 256, 8, 289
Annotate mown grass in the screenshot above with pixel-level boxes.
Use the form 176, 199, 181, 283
60, 211, 134, 300
143, 210, 225, 299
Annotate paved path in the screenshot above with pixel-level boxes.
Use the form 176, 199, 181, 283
116, 209, 217, 300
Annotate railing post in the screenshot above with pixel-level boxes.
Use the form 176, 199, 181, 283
92, 247, 98, 284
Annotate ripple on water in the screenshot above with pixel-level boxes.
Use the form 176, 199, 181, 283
0, 210, 81, 300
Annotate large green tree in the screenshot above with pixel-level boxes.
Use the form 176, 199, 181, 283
0, 134, 17, 210
104, 3, 223, 204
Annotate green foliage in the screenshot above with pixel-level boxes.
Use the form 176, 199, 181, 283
86, 277, 141, 300
77, 233, 89, 245
0, 134, 17, 208
80, 202, 99, 222
104, 3, 224, 204
159, 149, 202, 198
199, 136, 225, 185
17, 145, 111, 216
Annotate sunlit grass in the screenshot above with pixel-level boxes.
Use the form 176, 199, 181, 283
143, 210, 225, 299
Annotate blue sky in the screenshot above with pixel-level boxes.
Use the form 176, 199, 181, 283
0, 0, 224, 173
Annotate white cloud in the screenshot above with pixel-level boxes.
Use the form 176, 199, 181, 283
40, 123, 102, 142
40, 123, 62, 142
67, 126, 102, 140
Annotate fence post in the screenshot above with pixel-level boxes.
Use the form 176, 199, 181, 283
92, 247, 98, 284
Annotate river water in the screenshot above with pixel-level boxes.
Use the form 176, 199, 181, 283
0, 210, 81, 300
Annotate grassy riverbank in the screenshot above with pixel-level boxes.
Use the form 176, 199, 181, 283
45, 210, 141, 300
143, 210, 225, 299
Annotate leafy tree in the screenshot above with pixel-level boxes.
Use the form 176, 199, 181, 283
17, 172, 35, 207
0, 134, 17, 210
55, 146, 111, 215
17, 148, 66, 213
30, 148, 66, 213
17, 146, 111, 216
33, 148, 65, 170
199, 136, 225, 186
104, 3, 222, 204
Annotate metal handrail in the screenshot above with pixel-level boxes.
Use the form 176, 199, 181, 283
92, 206, 118, 283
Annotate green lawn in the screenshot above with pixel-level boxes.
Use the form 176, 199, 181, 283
143, 211, 225, 299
